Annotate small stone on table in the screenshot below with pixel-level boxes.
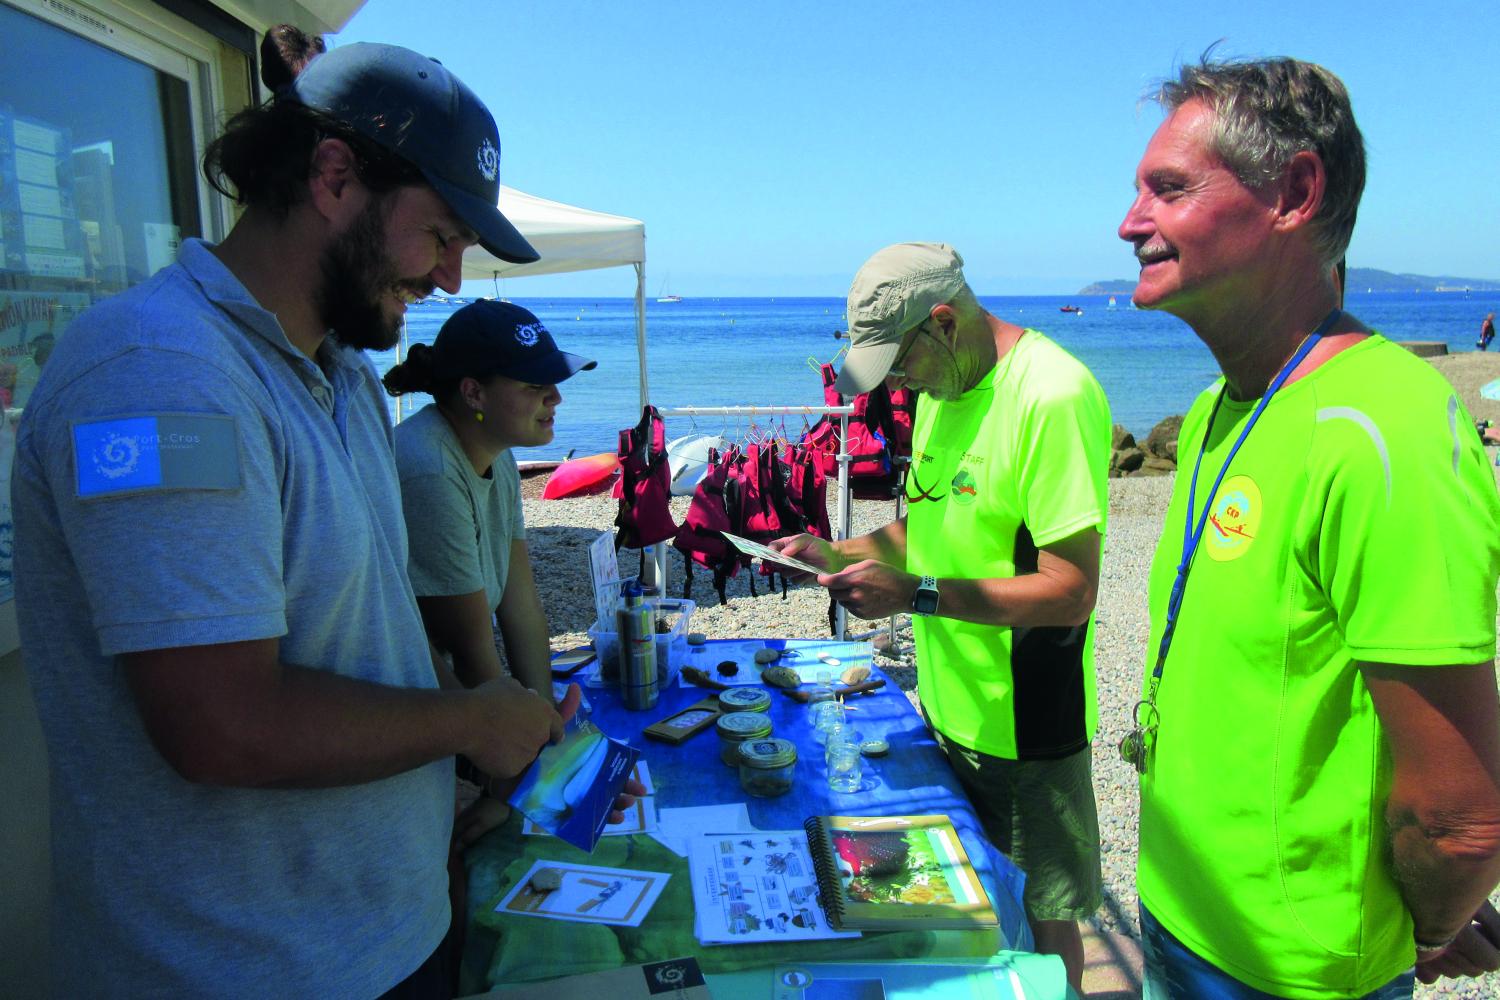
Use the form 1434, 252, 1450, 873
530, 867, 564, 892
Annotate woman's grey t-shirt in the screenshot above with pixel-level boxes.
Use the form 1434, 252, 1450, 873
394, 403, 525, 611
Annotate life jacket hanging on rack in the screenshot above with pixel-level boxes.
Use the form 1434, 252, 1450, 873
672, 445, 746, 604
800, 362, 915, 500
614, 405, 679, 563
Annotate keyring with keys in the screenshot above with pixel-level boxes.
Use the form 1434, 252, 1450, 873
1118, 695, 1159, 775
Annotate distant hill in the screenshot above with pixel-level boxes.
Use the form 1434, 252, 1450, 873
1078, 280, 1138, 295
1079, 268, 1500, 296
1344, 268, 1500, 292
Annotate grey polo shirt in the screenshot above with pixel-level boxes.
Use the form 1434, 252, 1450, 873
395, 402, 525, 611
13, 239, 451, 998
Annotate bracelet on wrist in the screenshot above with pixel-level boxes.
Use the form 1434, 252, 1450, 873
1414, 930, 1460, 956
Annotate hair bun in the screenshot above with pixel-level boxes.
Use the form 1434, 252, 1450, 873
260, 24, 326, 93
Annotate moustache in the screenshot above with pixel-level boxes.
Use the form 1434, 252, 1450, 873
1135, 241, 1176, 265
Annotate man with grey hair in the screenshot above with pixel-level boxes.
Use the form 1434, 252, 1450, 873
1119, 56, 1500, 997
771, 243, 1112, 991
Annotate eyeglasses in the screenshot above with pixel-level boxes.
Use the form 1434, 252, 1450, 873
886, 319, 928, 379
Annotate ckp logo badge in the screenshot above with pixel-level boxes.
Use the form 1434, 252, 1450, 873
514, 322, 543, 347
475, 138, 499, 182
1205, 474, 1261, 561
92, 432, 142, 480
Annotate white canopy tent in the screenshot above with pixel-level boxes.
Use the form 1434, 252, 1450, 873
460, 186, 650, 407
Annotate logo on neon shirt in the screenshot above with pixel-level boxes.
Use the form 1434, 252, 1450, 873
951, 468, 979, 505
1205, 475, 1261, 561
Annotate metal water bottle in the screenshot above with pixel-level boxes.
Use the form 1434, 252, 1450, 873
617, 580, 658, 710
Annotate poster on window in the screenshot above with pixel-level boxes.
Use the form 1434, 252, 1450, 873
0, 290, 90, 602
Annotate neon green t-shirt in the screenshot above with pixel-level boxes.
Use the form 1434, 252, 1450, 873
907, 330, 1111, 760
1139, 335, 1500, 998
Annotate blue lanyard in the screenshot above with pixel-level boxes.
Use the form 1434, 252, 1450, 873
1149, 308, 1342, 685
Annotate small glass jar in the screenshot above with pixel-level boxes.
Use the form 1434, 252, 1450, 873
717, 711, 773, 766
738, 738, 798, 797
718, 687, 772, 714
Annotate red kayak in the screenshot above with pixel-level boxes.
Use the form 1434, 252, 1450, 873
542, 451, 620, 499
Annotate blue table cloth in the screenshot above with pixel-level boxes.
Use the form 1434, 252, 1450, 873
460, 640, 1033, 991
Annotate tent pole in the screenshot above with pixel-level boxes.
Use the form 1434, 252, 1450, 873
636, 261, 666, 592
634, 261, 649, 409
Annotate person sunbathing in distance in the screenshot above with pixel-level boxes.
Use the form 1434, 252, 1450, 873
384, 300, 635, 844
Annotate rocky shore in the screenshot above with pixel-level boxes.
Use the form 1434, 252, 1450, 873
519, 346, 1500, 998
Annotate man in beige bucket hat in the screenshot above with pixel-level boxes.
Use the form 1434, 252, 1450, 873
773, 242, 1113, 990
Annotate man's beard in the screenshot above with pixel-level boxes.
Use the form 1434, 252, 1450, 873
317, 198, 430, 352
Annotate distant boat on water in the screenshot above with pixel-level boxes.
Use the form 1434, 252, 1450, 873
1108, 296, 1117, 309
656, 276, 683, 303
1060, 304, 1083, 314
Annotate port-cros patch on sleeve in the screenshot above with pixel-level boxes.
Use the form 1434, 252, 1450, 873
72, 413, 242, 498
28, 350, 288, 655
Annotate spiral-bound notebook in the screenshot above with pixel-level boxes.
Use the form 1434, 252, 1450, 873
803, 814, 999, 931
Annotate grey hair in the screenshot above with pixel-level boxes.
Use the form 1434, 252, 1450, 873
1155, 54, 1366, 266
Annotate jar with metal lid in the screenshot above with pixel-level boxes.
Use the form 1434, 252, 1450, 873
717, 687, 772, 715
737, 738, 798, 797
717, 711, 772, 766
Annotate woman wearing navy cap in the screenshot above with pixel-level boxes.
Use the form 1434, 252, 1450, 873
384, 299, 596, 843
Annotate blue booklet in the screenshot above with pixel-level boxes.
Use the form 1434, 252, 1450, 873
508, 719, 640, 853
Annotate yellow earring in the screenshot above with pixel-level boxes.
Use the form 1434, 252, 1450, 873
474, 410, 484, 422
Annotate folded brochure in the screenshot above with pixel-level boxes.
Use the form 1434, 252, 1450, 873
508, 719, 639, 853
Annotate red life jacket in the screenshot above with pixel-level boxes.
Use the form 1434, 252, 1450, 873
801, 363, 915, 500
784, 442, 832, 541
671, 445, 744, 604
614, 405, 679, 552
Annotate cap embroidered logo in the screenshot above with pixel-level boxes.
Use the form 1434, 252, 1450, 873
476, 138, 499, 182
515, 322, 542, 346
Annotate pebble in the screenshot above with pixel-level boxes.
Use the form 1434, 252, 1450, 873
529, 868, 563, 892
687, 632, 707, 645
839, 665, 870, 685
753, 648, 780, 664
524, 476, 1500, 998
760, 666, 801, 689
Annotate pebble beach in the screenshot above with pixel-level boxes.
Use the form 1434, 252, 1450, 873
519, 348, 1500, 998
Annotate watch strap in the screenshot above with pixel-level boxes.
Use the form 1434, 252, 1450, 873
912, 575, 939, 616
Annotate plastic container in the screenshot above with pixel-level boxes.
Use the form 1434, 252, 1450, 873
737, 738, 798, 797
717, 711, 772, 766
589, 596, 695, 689
717, 687, 772, 714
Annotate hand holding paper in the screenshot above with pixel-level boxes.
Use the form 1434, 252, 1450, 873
725, 531, 832, 580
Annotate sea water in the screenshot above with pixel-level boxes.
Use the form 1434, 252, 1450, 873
369, 292, 1498, 463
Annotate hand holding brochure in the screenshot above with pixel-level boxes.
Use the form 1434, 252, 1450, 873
720, 531, 826, 577
507, 718, 639, 853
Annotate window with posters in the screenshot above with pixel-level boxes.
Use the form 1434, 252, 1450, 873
0, 0, 232, 609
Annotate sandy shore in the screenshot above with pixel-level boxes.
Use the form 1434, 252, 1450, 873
519, 346, 1500, 998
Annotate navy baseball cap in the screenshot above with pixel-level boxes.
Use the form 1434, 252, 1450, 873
288, 42, 539, 264
432, 301, 596, 384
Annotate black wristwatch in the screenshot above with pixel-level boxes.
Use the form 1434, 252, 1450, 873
911, 575, 940, 616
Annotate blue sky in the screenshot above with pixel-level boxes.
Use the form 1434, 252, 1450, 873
338, 1, 1500, 297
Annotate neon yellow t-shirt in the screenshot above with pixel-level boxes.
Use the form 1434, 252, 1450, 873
907, 330, 1111, 759
1139, 335, 1500, 998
